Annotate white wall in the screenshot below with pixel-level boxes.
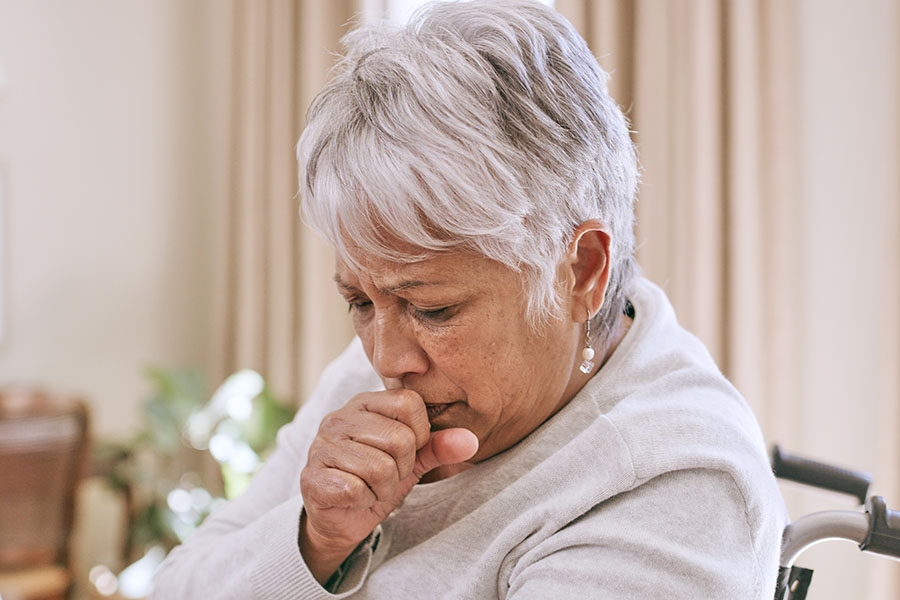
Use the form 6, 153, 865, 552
0, 0, 229, 437
0, 2, 232, 593
790, 0, 900, 597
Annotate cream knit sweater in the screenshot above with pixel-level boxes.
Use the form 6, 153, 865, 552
152, 278, 786, 599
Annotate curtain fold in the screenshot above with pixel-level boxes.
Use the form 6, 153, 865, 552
557, 0, 798, 436
212, 0, 359, 406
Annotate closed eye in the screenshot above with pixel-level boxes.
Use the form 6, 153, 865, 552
347, 300, 372, 313
411, 305, 454, 323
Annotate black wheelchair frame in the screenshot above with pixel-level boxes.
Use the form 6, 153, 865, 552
772, 446, 900, 599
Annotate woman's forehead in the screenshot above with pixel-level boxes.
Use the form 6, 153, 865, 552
334, 251, 507, 295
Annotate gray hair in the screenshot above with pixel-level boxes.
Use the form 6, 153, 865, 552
298, 0, 639, 334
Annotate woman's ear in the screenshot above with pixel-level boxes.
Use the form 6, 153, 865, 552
565, 220, 612, 321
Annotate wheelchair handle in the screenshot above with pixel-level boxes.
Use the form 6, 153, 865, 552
772, 445, 872, 505
860, 496, 900, 559
780, 495, 900, 569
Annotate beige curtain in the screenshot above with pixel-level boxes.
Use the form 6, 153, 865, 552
556, 0, 799, 440
558, 1, 900, 597
211, 0, 359, 406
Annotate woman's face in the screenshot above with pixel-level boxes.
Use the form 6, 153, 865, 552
335, 250, 588, 463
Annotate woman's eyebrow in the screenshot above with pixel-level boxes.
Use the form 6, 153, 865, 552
333, 276, 360, 295
333, 273, 446, 296
379, 280, 431, 294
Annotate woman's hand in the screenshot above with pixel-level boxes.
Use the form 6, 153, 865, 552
299, 389, 478, 584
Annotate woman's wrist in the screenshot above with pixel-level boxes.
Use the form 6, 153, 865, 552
298, 510, 359, 586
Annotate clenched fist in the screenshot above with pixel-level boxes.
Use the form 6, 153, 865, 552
299, 389, 479, 583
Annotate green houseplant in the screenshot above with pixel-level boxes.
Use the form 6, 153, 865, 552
90, 368, 294, 598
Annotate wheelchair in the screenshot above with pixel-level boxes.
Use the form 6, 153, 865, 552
772, 446, 900, 599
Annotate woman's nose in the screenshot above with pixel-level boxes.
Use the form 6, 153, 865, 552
370, 311, 429, 380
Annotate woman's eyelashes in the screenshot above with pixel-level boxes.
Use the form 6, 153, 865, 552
345, 297, 456, 324
347, 299, 372, 313
410, 305, 454, 323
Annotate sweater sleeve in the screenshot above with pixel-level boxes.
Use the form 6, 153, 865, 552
149, 338, 382, 599
505, 467, 781, 599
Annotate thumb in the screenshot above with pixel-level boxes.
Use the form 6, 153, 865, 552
412, 428, 479, 479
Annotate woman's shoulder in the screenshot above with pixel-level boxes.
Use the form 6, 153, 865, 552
315, 336, 383, 404
282, 337, 382, 443
585, 276, 779, 512
300, 336, 383, 415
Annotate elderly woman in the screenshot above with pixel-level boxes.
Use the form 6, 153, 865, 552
152, 1, 785, 598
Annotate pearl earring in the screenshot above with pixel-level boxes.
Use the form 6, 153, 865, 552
579, 311, 596, 374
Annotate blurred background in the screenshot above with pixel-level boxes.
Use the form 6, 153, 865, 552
0, 0, 897, 598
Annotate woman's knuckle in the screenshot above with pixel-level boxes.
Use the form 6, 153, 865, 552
363, 454, 393, 485
319, 410, 348, 433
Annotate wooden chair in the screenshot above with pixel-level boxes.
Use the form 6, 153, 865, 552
0, 387, 90, 600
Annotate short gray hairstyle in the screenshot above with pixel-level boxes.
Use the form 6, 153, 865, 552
298, 0, 639, 334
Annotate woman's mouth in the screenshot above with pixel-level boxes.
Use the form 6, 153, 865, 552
425, 403, 452, 423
